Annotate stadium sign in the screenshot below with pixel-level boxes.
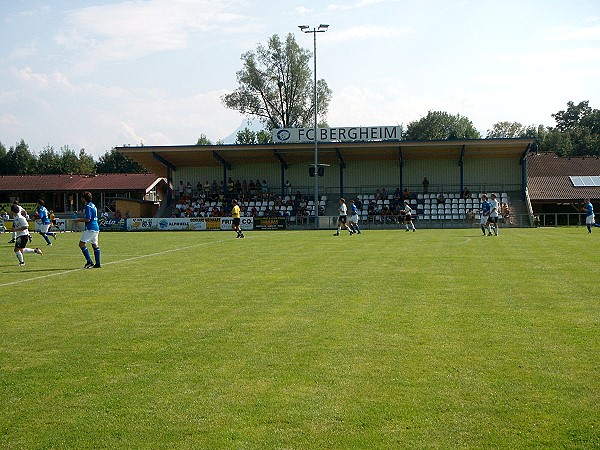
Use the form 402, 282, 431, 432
272, 126, 401, 144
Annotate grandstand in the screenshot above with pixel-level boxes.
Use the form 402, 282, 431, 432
118, 137, 533, 228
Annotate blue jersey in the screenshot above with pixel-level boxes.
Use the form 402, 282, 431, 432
37, 205, 50, 225
84, 202, 99, 231
481, 200, 491, 215
586, 202, 594, 216
350, 204, 359, 215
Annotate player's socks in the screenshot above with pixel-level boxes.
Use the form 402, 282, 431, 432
43, 234, 52, 245
94, 248, 101, 266
81, 246, 92, 264
16, 252, 24, 264
588, 225, 592, 233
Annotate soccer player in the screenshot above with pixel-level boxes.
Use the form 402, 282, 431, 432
403, 200, 416, 232
74, 191, 101, 268
231, 199, 244, 238
582, 198, 600, 233
480, 194, 491, 236
487, 193, 499, 236
7, 199, 26, 244
348, 199, 362, 234
10, 204, 43, 266
334, 198, 353, 236
36, 199, 57, 246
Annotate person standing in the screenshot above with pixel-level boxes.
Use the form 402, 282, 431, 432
403, 200, 416, 232
10, 204, 43, 266
74, 191, 101, 268
334, 198, 353, 236
231, 199, 244, 238
422, 177, 430, 194
487, 193, 499, 236
582, 198, 600, 233
36, 199, 56, 246
480, 194, 491, 236
7, 200, 25, 244
348, 199, 362, 234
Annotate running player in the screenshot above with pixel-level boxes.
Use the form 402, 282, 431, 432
36, 199, 57, 246
10, 204, 43, 266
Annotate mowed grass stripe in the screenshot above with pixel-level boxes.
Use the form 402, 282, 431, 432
0, 229, 598, 449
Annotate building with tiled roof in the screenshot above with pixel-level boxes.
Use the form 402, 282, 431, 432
0, 173, 167, 214
527, 152, 600, 216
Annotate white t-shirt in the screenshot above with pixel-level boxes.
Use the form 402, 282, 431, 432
338, 203, 347, 216
13, 213, 30, 237
489, 199, 499, 218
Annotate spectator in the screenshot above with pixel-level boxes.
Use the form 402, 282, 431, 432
261, 179, 268, 193
178, 181, 185, 198
284, 180, 292, 195
462, 187, 471, 199
437, 192, 446, 204
403, 188, 411, 200
422, 177, 430, 194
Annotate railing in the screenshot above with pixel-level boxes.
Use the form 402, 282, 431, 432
534, 213, 586, 227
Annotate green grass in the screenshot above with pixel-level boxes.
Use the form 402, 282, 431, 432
1, 228, 599, 449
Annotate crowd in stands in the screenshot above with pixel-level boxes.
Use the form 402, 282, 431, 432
171, 178, 325, 220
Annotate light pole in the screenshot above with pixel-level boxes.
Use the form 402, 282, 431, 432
299, 24, 328, 229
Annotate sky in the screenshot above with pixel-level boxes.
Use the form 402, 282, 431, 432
1, 0, 600, 159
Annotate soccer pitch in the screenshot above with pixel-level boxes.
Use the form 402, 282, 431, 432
1, 229, 598, 449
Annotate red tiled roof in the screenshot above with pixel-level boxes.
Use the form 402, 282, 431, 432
527, 153, 600, 200
0, 173, 165, 192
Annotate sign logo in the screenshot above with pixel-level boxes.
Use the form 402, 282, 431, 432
277, 129, 291, 142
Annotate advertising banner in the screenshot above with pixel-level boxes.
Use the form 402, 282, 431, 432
99, 217, 126, 231
220, 217, 254, 231
254, 217, 286, 230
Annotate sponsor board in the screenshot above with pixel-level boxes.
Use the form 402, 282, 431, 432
125, 217, 253, 231
254, 217, 286, 230
220, 217, 254, 231
99, 217, 126, 231
272, 126, 401, 143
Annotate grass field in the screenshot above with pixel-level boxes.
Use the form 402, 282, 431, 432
1, 228, 599, 449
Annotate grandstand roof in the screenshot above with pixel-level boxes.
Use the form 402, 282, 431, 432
0, 173, 166, 193
527, 152, 600, 201
117, 139, 532, 175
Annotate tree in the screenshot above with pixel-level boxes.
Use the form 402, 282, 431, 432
78, 149, 96, 174
196, 134, 212, 145
96, 148, 147, 173
222, 33, 332, 130
542, 100, 600, 156
235, 128, 256, 145
3, 139, 36, 174
36, 145, 62, 173
486, 121, 530, 138
256, 130, 272, 144
404, 111, 481, 140
0, 141, 7, 174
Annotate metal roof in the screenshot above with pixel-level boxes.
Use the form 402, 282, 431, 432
117, 139, 533, 175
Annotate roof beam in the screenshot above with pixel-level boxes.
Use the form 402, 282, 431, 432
153, 152, 176, 172
335, 148, 346, 169
212, 151, 231, 170
274, 150, 288, 169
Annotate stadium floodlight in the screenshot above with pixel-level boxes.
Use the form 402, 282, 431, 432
298, 23, 329, 228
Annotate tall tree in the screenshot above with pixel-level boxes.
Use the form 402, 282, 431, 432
404, 111, 481, 140
96, 148, 147, 173
36, 145, 62, 174
222, 33, 332, 129
542, 100, 600, 156
78, 149, 96, 174
0, 141, 7, 174
235, 128, 256, 144
4, 139, 36, 174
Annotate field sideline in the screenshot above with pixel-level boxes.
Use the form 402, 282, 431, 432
1, 228, 598, 449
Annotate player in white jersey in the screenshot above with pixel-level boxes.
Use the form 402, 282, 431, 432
334, 198, 353, 236
403, 200, 416, 232
486, 193, 499, 236
8, 200, 26, 243
10, 204, 43, 266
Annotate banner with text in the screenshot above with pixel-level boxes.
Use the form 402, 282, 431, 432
272, 126, 401, 143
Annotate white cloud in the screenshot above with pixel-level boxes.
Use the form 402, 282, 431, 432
328, 25, 412, 43
327, 0, 387, 12
56, 0, 250, 72
547, 25, 600, 41
10, 67, 80, 92
0, 113, 23, 132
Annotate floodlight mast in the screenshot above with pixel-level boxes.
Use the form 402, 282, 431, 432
298, 24, 328, 228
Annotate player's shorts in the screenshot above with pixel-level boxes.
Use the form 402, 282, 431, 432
586, 214, 596, 225
39, 223, 51, 233
80, 230, 99, 245
349, 214, 359, 223
338, 215, 347, 224
232, 217, 241, 226
480, 214, 488, 225
488, 216, 498, 224
15, 235, 29, 249
404, 213, 412, 222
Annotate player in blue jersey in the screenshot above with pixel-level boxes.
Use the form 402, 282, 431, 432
36, 199, 57, 246
348, 199, 362, 234
480, 194, 491, 236
74, 191, 101, 268
582, 198, 600, 233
